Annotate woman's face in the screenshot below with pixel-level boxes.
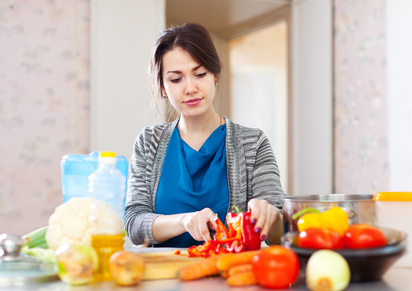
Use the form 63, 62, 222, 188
162, 47, 218, 119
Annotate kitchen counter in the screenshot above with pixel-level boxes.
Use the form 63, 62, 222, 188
4, 266, 412, 291
3, 245, 411, 290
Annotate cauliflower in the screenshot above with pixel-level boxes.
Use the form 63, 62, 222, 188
46, 197, 123, 250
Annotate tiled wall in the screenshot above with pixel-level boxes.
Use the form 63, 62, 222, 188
0, 1, 90, 234
333, 0, 388, 193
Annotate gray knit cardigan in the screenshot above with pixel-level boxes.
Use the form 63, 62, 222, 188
124, 117, 286, 246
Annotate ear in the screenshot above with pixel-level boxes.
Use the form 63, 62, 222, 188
214, 75, 220, 86
161, 88, 168, 99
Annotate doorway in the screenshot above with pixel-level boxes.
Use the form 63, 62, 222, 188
229, 21, 289, 192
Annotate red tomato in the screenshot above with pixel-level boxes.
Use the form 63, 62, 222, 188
298, 228, 344, 249
252, 245, 300, 289
344, 224, 387, 249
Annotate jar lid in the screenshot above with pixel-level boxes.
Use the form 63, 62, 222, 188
373, 192, 412, 201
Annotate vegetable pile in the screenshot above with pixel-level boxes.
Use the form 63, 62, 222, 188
19, 197, 131, 286
179, 246, 300, 289
187, 206, 261, 257
179, 206, 389, 289
292, 206, 387, 250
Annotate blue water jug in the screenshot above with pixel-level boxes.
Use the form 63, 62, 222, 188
61, 151, 129, 203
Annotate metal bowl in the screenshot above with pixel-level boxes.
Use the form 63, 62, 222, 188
283, 194, 376, 233
281, 227, 407, 282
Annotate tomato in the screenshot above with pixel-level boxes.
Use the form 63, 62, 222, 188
298, 228, 344, 249
344, 223, 387, 249
252, 245, 300, 289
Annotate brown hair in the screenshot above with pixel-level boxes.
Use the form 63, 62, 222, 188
149, 23, 221, 101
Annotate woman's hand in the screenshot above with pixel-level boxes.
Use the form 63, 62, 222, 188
182, 208, 217, 242
248, 198, 281, 241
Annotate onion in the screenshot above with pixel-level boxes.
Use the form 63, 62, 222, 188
306, 250, 350, 291
55, 243, 98, 285
109, 250, 146, 286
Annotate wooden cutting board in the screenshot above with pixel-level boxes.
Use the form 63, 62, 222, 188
140, 251, 204, 280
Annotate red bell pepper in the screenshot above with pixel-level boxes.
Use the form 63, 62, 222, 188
224, 206, 261, 252
186, 206, 261, 257
298, 228, 345, 249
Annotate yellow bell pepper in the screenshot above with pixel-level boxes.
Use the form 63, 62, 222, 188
292, 206, 349, 236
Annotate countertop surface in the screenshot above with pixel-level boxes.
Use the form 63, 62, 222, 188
3, 266, 412, 290
2, 247, 412, 290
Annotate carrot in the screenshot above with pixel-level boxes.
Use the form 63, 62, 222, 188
221, 270, 229, 279
178, 256, 220, 281
217, 250, 260, 271
227, 271, 257, 286
228, 263, 253, 277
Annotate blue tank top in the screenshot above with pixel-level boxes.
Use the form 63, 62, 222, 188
155, 124, 229, 247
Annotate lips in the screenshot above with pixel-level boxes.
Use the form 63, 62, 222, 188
184, 98, 203, 106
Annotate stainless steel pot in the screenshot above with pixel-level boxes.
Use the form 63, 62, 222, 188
282, 194, 376, 233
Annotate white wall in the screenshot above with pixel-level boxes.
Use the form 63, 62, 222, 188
387, 0, 412, 190
90, 0, 165, 159
291, 0, 333, 195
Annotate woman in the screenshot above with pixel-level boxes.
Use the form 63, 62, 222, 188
124, 23, 286, 248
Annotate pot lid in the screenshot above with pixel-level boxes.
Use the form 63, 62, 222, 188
0, 233, 58, 286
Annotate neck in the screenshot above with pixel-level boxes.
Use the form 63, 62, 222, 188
178, 113, 221, 136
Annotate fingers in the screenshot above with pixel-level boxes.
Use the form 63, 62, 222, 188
194, 217, 212, 241
260, 207, 275, 241
248, 199, 278, 241
248, 199, 263, 237
183, 208, 217, 242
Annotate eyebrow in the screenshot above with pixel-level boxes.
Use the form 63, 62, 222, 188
166, 65, 202, 75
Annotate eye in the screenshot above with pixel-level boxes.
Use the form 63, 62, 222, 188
195, 72, 207, 78
170, 77, 181, 83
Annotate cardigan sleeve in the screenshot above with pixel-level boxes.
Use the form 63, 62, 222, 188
226, 118, 286, 213
226, 120, 286, 246
250, 131, 286, 211
124, 127, 161, 246
250, 131, 286, 246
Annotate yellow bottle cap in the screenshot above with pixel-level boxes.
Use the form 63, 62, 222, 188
373, 192, 412, 201
100, 152, 116, 158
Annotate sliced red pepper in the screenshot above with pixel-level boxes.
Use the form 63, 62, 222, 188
214, 216, 231, 242
185, 206, 261, 257
225, 206, 261, 252
187, 239, 229, 257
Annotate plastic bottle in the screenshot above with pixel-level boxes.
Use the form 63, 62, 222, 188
88, 151, 126, 281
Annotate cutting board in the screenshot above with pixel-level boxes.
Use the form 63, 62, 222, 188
140, 251, 204, 280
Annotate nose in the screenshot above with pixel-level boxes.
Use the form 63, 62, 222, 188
184, 77, 198, 95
